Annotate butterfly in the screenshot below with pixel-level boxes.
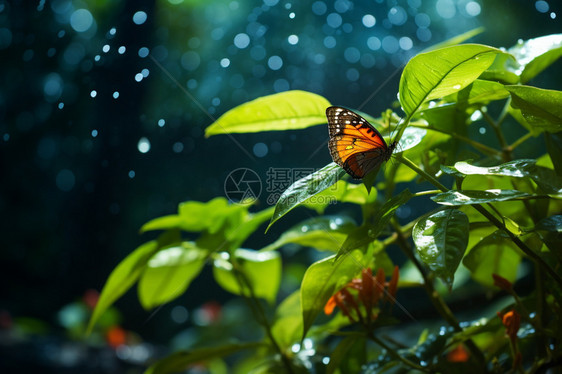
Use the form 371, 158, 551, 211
327, 106, 397, 179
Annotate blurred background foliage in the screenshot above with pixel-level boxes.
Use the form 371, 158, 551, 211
0, 0, 560, 371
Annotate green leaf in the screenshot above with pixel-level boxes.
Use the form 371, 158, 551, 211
267, 162, 346, 230
137, 243, 207, 309
261, 215, 356, 252
204, 90, 330, 136
463, 231, 521, 287
145, 342, 262, 374
506, 85, 562, 133
301, 251, 365, 337
337, 189, 413, 259
88, 240, 159, 333
213, 249, 281, 304
508, 34, 562, 83
446, 159, 537, 177
431, 189, 542, 206
479, 52, 520, 85
141, 197, 248, 234
399, 44, 502, 117
412, 209, 469, 288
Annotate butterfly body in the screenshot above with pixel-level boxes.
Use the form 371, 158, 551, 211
327, 106, 397, 179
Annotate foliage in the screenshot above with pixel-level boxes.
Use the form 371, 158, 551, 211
90, 33, 562, 373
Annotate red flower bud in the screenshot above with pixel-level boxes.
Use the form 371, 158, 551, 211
492, 274, 513, 292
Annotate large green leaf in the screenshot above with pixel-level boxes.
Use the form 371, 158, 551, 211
301, 251, 365, 337
137, 243, 207, 309
267, 162, 346, 230
399, 44, 502, 117
145, 342, 262, 374
431, 189, 545, 206
506, 85, 562, 133
213, 249, 281, 304
508, 34, 562, 83
261, 215, 356, 252
463, 231, 521, 287
87, 237, 168, 332
205, 90, 330, 136
412, 209, 469, 288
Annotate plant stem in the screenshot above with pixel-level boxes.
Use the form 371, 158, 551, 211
481, 109, 511, 161
509, 132, 533, 151
230, 259, 295, 373
390, 218, 487, 370
368, 332, 430, 372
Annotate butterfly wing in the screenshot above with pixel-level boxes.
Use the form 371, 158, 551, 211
327, 106, 394, 179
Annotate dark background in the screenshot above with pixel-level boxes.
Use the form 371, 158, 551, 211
1, 0, 561, 365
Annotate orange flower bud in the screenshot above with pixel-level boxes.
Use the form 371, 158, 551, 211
324, 295, 337, 315
498, 309, 520, 344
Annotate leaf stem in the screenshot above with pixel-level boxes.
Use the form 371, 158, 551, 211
481, 109, 511, 161
412, 189, 443, 197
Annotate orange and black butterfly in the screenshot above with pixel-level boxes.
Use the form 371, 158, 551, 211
327, 106, 397, 179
